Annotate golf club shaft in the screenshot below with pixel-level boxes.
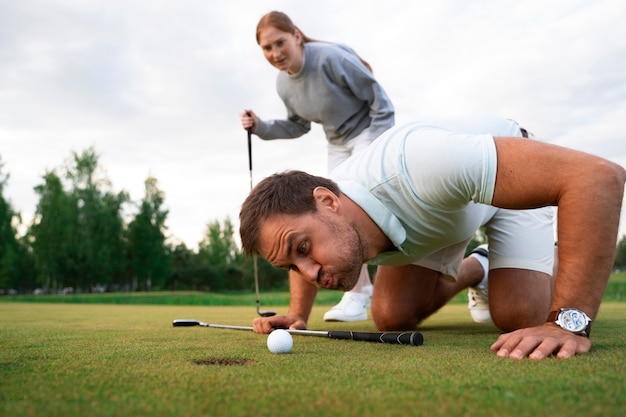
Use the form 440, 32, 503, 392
172, 320, 423, 346
247, 122, 275, 317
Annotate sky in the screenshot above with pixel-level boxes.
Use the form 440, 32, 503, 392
2, 0, 626, 249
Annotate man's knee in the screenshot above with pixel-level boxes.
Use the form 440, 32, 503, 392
372, 313, 421, 331
491, 302, 548, 332
371, 300, 423, 331
371, 264, 440, 331
489, 269, 552, 332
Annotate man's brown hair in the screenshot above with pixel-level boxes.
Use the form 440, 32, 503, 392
239, 170, 340, 256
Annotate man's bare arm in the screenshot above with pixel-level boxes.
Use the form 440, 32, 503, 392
287, 270, 319, 323
492, 137, 625, 318
490, 137, 625, 359
252, 270, 318, 334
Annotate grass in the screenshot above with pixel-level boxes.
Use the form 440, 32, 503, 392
0, 289, 346, 306
1, 301, 624, 417
3, 271, 625, 306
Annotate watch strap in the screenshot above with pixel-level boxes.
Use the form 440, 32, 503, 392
546, 310, 559, 323
547, 308, 592, 337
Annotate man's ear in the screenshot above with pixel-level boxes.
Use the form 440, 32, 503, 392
312, 187, 340, 212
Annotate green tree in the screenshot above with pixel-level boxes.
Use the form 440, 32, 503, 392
197, 218, 240, 290
127, 177, 171, 291
198, 218, 238, 264
256, 257, 289, 291
0, 157, 35, 292
29, 171, 75, 291
166, 242, 194, 290
65, 148, 128, 291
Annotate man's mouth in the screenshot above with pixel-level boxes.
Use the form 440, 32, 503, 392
320, 277, 335, 290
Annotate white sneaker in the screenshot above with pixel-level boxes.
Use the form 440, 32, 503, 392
324, 286, 372, 322
468, 245, 492, 323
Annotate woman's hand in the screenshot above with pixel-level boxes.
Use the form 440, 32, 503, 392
241, 109, 259, 132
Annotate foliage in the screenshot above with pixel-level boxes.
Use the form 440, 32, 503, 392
30, 171, 75, 291
27, 149, 129, 292
127, 177, 171, 291
65, 148, 129, 290
0, 157, 36, 292
197, 218, 239, 290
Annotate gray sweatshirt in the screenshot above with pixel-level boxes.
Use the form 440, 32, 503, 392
254, 42, 395, 145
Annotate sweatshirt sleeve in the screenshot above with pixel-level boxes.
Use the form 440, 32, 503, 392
254, 115, 311, 140
330, 47, 395, 140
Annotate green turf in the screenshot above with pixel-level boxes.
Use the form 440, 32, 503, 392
0, 289, 346, 306
1, 302, 624, 417
3, 271, 625, 306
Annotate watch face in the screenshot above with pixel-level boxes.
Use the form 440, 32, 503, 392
559, 309, 587, 332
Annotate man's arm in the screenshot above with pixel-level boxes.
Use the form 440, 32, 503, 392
286, 270, 318, 323
252, 271, 318, 334
490, 137, 625, 359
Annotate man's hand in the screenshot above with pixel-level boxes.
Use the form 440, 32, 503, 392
490, 323, 591, 360
252, 314, 307, 334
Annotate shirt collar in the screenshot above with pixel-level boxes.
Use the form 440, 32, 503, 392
336, 180, 407, 247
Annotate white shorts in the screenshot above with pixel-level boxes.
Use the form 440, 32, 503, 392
414, 206, 555, 280
327, 128, 374, 173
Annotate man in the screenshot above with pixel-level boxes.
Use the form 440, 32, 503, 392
239, 116, 625, 360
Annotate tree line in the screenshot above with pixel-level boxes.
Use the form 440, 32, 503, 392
0, 148, 287, 294
1, 148, 625, 295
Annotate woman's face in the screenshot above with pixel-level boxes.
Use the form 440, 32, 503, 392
258, 26, 304, 74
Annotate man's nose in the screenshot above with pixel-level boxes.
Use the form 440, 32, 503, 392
295, 259, 320, 284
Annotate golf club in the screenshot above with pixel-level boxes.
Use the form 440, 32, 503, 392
173, 319, 424, 346
247, 117, 276, 317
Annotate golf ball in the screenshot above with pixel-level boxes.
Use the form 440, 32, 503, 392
267, 329, 293, 354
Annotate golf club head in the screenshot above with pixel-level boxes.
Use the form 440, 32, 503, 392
257, 304, 276, 317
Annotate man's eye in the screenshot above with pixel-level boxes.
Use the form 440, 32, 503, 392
288, 265, 299, 272
297, 242, 307, 254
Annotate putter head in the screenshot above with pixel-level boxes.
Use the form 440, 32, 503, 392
257, 307, 276, 317
256, 298, 276, 317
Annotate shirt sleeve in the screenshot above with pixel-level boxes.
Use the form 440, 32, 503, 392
402, 128, 498, 207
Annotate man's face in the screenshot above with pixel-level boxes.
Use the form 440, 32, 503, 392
257, 211, 364, 291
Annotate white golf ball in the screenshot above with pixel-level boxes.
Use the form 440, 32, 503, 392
267, 329, 293, 354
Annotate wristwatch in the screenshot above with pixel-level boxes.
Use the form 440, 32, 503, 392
547, 308, 592, 337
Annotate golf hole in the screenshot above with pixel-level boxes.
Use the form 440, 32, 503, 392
193, 358, 251, 366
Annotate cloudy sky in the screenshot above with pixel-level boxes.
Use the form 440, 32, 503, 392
2, 0, 625, 249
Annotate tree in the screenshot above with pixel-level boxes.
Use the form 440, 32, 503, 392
198, 218, 238, 263
64, 148, 128, 291
29, 171, 75, 291
0, 156, 32, 292
165, 242, 194, 290
127, 177, 171, 291
197, 218, 240, 290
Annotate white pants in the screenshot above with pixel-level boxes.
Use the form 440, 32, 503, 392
327, 128, 374, 173
415, 206, 555, 280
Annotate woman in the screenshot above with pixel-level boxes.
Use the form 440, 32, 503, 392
241, 11, 395, 322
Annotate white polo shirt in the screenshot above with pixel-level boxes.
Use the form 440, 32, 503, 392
330, 116, 554, 279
